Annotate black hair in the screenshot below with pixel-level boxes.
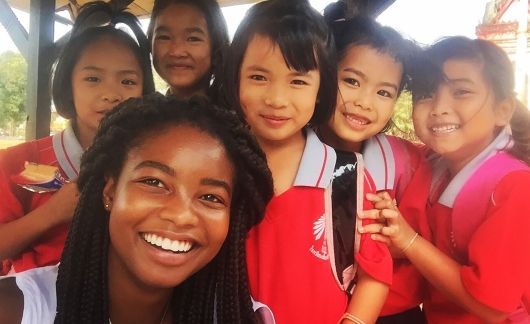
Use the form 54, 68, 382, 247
52, 1, 155, 120
222, 0, 337, 126
147, 0, 229, 99
54, 93, 274, 323
410, 36, 530, 164
323, 2, 420, 95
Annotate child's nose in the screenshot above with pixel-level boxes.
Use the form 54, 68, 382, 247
352, 89, 372, 111
264, 85, 288, 108
102, 91, 123, 104
168, 39, 188, 57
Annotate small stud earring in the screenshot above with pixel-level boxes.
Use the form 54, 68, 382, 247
104, 202, 111, 211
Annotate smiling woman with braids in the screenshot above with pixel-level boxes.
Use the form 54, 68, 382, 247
0, 94, 274, 324
0, 0, 154, 276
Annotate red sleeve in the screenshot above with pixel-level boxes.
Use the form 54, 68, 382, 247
356, 179, 393, 286
460, 171, 530, 312
0, 144, 33, 274
395, 140, 432, 240
0, 145, 31, 224
355, 224, 393, 286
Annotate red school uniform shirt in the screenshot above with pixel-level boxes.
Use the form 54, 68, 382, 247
0, 125, 83, 274
424, 130, 530, 324
363, 134, 432, 315
246, 129, 392, 324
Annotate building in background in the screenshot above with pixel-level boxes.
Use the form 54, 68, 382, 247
477, 0, 530, 105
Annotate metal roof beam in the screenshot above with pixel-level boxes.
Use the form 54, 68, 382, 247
0, 0, 28, 59
25, 0, 55, 140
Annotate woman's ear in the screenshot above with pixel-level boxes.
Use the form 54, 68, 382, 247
102, 177, 116, 212
495, 96, 516, 127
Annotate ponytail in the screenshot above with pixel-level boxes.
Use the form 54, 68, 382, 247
509, 99, 530, 164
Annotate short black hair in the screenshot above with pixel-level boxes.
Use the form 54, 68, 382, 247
222, 0, 337, 126
55, 93, 274, 323
410, 36, 514, 103
147, 0, 229, 99
324, 10, 419, 95
52, 2, 154, 120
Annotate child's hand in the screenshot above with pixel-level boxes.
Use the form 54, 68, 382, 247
361, 191, 417, 253
47, 182, 79, 225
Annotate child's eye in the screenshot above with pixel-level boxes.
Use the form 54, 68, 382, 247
343, 78, 360, 87
291, 79, 308, 86
250, 75, 266, 82
187, 36, 203, 42
122, 79, 138, 86
377, 89, 394, 99
155, 34, 170, 41
414, 93, 433, 102
454, 89, 471, 96
84, 76, 100, 83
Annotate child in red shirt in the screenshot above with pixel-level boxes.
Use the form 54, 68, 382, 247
366, 36, 530, 323
223, 1, 392, 323
0, 1, 154, 274
318, 7, 431, 322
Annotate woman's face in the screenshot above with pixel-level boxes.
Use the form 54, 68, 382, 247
103, 124, 233, 289
151, 3, 212, 97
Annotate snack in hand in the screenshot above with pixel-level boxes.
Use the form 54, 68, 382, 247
11, 162, 66, 193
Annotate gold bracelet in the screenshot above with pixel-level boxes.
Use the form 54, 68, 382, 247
338, 313, 367, 324
401, 232, 419, 253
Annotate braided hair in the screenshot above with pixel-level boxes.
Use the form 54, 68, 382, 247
55, 93, 274, 323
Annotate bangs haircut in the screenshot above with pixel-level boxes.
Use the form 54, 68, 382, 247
330, 15, 420, 95
423, 36, 514, 101
410, 36, 515, 103
408, 50, 444, 103
52, 27, 154, 120
223, 0, 337, 126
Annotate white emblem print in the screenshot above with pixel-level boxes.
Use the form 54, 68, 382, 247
309, 214, 328, 260
313, 215, 325, 240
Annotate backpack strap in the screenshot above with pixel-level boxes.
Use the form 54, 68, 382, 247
363, 135, 413, 202
452, 152, 529, 257
326, 151, 364, 295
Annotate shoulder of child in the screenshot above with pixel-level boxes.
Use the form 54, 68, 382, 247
0, 277, 23, 323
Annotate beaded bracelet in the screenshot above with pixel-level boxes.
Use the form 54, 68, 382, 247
338, 313, 366, 324
401, 232, 419, 253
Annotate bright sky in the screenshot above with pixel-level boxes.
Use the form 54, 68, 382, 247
0, 0, 490, 54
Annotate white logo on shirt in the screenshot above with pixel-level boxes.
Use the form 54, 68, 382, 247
309, 215, 328, 260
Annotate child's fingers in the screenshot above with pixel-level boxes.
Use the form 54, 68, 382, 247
358, 223, 384, 234
380, 208, 399, 220
358, 209, 382, 220
369, 233, 392, 245
379, 191, 392, 201
365, 192, 384, 203
380, 225, 398, 236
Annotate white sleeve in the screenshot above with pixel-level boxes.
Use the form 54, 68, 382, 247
14, 265, 58, 324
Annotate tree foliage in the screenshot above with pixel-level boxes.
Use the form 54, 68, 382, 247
0, 51, 27, 135
386, 91, 420, 143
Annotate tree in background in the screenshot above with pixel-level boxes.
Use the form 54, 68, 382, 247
0, 51, 26, 136
386, 92, 419, 143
